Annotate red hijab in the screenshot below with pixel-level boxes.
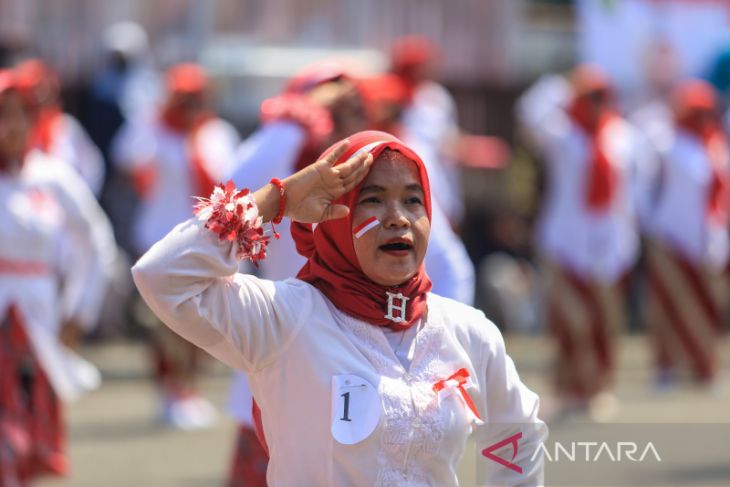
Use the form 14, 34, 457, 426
160, 63, 217, 198
14, 59, 63, 154
390, 35, 437, 102
0, 70, 18, 170
567, 65, 620, 212
291, 130, 433, 330
673, 80, 730, 224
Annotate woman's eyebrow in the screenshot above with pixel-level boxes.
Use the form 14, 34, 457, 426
406, 184, 425, 194
359, 184, 386, 194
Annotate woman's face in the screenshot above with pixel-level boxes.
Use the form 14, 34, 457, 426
351, 151, 430, 287
0, 92, 29, 163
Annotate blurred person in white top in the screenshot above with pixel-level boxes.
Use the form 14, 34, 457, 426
14, 59, 106, 197
112, 63, 239, 429
643, 79, 730, 389
0, 69, 114, 486
517, 65, 647, 419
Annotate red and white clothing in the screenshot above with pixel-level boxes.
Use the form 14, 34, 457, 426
19, 150, 116, 334
643, 127, 730, 381
132, 217, 544, 486
517, 74, 643, 401
517, 75, 641, 283
29, 109, 106, 197
646, 131, 730, 271
226, 120, 475, 483
112, 114, 239, 256
1, 150, 113, 485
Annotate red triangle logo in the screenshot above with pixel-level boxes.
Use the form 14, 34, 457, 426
481, 431, 523, 474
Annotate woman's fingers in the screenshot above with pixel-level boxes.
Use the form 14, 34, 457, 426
340, 154, 373, 192
320, 139, 351, 168
335, 150, 370, 178
321, 203, 350, 222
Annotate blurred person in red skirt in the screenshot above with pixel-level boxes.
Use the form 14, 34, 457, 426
112, 63, 239, 430
516, 65, 647, 420
643, 79, 730, 390
0, 70, 114, 487
13, 59, 106, 198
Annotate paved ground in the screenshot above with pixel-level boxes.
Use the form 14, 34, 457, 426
37, 334, 730, 487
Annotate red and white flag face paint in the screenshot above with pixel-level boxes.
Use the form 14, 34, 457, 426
353, 216, 379, 239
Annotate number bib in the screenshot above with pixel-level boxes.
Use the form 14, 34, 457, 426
330, 374, 381, 445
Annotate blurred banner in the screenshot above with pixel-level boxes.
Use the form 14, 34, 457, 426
577, 0, 730, 97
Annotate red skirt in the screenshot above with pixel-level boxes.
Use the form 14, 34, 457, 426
645, 240, 726, 381
227, 424, 268, 487
0, 305, 67, 486
545, 263, 624, 401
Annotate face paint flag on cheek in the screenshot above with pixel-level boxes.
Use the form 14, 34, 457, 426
353, 216, 380, 239
291, 130, 433, 330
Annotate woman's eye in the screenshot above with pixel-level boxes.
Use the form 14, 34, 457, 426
359, 196, 380, 204
406, 196, 423, 205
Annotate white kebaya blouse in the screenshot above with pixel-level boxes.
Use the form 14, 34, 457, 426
132, 218, 545, 486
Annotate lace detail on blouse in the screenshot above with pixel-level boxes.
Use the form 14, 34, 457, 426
330, 301, 470, 486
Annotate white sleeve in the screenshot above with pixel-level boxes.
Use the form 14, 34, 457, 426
229, 121, 307, 189
515, 74, 573, 153
131, 218, 312, 372
424, 203, 475, 305
39, 162, 117, 330
479, 324, 546, 486
60, 114, 106, 197
196, 119, 240, 181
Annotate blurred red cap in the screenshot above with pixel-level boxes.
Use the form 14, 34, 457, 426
391, 36, 437, 72
672, 79, 716, 114
570, 64, 613, 97
0, 69, 15, 95
13, 59, 60, 100
358, 74, 409, 106
165, 63, 209, 94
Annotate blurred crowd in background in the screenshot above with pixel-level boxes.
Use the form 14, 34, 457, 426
2, 0, 730, 485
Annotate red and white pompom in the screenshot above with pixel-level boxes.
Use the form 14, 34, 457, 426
194, 180, 269, 264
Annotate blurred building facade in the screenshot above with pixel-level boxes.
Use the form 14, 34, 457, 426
0, 0, 574, 133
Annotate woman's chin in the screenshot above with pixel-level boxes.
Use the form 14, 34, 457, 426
371, 269, 418, 287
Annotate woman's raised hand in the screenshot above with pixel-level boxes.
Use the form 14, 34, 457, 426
254, 140, 373, 224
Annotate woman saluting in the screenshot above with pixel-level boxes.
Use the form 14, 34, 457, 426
133, 131, 545, 486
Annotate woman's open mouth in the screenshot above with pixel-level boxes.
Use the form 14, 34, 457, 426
379, 241, 413, 256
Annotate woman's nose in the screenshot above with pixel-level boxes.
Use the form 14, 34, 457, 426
382, 203, 410, 228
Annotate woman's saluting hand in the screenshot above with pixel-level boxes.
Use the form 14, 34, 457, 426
254, 139, 373, 224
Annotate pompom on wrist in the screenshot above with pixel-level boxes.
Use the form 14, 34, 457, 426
194, 180, 270, 265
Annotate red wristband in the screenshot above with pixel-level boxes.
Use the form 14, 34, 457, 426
269, 178, 286, 240
270, 178, 286, 224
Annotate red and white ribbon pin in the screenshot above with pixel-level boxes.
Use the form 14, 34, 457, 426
433, 368, 484, 425
353, 216, 380, 239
